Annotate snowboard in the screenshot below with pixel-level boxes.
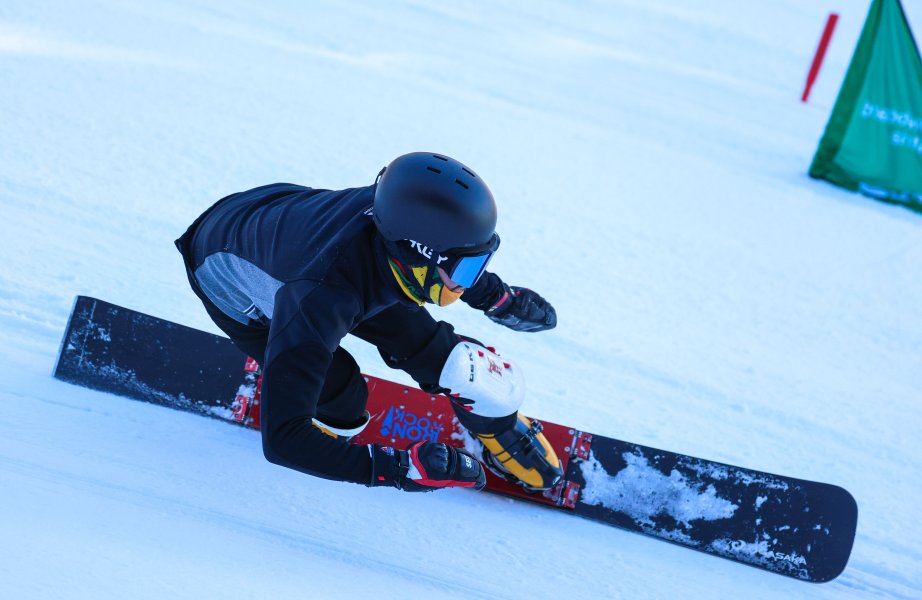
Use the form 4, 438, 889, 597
53, 296, 857, 582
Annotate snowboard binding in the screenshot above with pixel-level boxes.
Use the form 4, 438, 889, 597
476, 413, 563, 492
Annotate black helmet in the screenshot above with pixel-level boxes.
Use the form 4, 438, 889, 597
373, 152, 497, 252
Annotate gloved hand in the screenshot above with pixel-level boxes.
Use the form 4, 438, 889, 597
370, 441, 486, 492
483, 284, 557, 332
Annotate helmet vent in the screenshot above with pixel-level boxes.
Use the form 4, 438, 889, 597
461, 167, 476, 178
426, 166, 442, 174
432, 154, 449, 162
455, 179, 469, 190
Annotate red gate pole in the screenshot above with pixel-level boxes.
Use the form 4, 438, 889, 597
802, 13, 840, 103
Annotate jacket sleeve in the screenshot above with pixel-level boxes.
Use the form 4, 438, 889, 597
351, 303, 461, 388
459, 271, 505, 310
259, 280, 374, 485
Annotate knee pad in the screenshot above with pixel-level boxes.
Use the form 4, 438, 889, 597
438, 342, 525, 418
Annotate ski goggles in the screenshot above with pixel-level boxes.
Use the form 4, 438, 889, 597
439, 233, 500, 288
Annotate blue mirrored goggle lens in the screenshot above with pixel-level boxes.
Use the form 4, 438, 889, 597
448, 252, 494, 288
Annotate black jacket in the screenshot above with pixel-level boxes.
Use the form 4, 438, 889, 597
176, 183, 503, 484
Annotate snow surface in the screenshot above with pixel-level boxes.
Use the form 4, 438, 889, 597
1, 0, 921, 598
579, 452, 739, 528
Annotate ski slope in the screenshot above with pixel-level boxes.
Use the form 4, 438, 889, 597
1, 1, 921, 598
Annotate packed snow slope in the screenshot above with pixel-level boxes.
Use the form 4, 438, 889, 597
1, 1, 921, 598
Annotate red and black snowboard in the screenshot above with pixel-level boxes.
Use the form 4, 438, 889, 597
53, 296, 857, 583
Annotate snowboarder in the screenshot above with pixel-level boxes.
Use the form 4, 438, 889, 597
175, 152, 561, 493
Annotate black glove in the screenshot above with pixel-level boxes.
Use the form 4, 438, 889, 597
483, 284, 557, 332
370, 441, 486, 492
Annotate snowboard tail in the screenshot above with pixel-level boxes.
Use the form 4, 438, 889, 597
54, 296, 857, 582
